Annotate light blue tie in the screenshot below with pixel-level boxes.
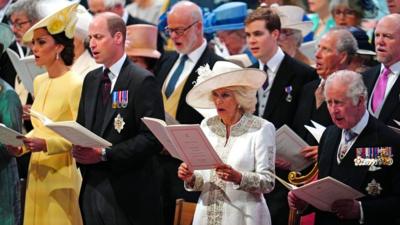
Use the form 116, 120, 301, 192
165, 55, 188, 98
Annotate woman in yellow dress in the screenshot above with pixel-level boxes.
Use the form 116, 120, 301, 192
7, 3, 83, 225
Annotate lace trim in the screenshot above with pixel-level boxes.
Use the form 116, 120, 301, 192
206, 113, 262, 137
206, 170, 225, 225
239, 170, 274, 193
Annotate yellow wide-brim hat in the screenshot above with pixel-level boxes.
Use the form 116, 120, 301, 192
22, 1, 79, 43
186, 61, 266, 109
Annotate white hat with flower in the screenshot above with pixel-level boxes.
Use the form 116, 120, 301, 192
186, 61, 266, 109
22, 1, 79, 43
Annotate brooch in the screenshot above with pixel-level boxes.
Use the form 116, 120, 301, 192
114, 113, 125, 133
365, 179, 382, 196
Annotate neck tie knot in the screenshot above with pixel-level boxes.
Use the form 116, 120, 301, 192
344, 129, 357, 143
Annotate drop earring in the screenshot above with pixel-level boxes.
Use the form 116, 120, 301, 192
56, 52, 60, 60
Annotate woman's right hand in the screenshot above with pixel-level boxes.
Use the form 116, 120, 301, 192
5, 145, 22, 156
177, 162, 194, 183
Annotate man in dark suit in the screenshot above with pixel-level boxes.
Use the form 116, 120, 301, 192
72, 12, 164, 225
244, 6, 316, 225
154, 1, 224, 225
363, 14, 400, 128
293, 29, 357, 158
289, 70, 400, 225
87, 0, 164, 54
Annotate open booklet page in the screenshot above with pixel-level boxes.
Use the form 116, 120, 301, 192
268, 171, 365, 212
28, 109, 112, 148
0, 123, 24, 146
276, 125, 313, 171
6, 49, 45, 95
142, 117, 223, 170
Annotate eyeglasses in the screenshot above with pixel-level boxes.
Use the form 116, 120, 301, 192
333, 9, 356, 16
9, 20, 31, 29
279, 29, 301, 40
165, 21, 198, 37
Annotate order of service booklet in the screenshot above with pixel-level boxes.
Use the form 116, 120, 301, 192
28, 109, 112, 148
142, 117, 223, 170
276, 125, 313, 171
6, 48, 45, 95
268, 171, 365, 212
0, 123, 24, 146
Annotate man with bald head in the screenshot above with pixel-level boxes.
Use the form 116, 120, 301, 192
73, 12, 164, 225
363, 14, 400, 128
154, 1, 224, 225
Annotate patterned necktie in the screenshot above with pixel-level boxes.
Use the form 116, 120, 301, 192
262, 64, 269, 90
372, 67, 391, 113
165, 55, 188, 98
102, 68, 111, 105
339, 129, 357, 160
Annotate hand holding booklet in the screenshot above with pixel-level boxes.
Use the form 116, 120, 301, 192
28, 109, 112, 148
142, 117, 223, 170
267, 171, 365, 212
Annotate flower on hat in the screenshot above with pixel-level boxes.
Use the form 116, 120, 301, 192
47, 14, 67, 35
195, 64, 213, 86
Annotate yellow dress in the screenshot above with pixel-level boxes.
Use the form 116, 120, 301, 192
23, 71, 83, 225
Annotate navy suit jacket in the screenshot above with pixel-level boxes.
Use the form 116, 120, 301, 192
77, 58, 164, 225
316, 116, 400, 225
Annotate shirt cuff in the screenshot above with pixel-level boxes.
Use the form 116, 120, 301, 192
358, 201, 364, 224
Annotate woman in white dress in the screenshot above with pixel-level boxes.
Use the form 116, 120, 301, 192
178, 61, 276, 225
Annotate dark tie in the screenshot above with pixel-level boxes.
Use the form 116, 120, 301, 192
102, 68, 111, 105
339, 129, 358, 160
262, 64, 269, 90
165, 55, 188, 98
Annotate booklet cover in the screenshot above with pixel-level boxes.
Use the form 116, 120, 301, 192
0, 123, 24, 146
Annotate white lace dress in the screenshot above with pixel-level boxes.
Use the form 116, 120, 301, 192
185, 113, 276, 225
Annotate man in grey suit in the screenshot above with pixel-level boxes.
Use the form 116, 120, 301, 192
73, 12, 164, 225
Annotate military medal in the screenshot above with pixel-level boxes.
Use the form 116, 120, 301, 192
354, 147, 393, 166
112, 90, 129, 109
365, 179, 382, 196
114, 113, 125, 133
284, 85, 293, 102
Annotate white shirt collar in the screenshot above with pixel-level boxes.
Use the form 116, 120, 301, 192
259, 47, 285, 73
185, 38, 207, 63
103, 54, 127, 92
382, 61, 400, 75
347, 110, 369, 135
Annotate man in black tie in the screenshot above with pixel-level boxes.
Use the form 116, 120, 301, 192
154, 1, 224, 225
363, 14, 400, 128
244, 6, 316, 225
72, 12, 164, 225
288, 70, 400, 225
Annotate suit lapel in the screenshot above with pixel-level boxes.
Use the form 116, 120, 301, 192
379, 75, 400, 123
85, 68, 103, 130
157, 52, 179, 85
319, 127, 341, 178
263, 55, 293, 118
100, 59, 131, 136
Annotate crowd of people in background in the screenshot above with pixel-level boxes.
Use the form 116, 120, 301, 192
0, 0, 399, 225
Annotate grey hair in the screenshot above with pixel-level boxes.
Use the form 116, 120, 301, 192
226, 86, 258, 113
169, 1, 203, 24
330, 28, 358, 56
104, 0, 126, 8
6, 0, 41, 21
329, 0, 364, 19
324, 69, 368, 106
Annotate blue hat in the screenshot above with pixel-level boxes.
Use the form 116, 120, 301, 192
204, 2, 248, 34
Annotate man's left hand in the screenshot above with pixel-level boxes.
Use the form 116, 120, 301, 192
72, 145, 102, 164
331, 199, 360, 220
